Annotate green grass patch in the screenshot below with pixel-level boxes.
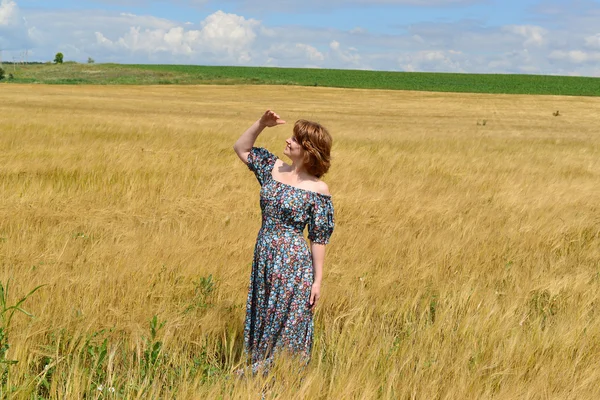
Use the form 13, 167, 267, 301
2, 62, 600, 96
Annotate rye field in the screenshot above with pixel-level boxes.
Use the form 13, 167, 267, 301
0, 84, 599, 399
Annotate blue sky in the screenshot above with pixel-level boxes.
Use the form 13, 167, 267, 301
2, 0, 600, 76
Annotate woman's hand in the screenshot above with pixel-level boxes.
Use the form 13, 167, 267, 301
259, 110, 286, 128
233, 110, 286, 164
309, 282, 321, 311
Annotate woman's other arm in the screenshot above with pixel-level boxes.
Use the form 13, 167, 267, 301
233, 110, 285, 164
309, 242, 326, 310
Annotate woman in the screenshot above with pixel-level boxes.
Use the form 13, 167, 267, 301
233, 110, 335, 374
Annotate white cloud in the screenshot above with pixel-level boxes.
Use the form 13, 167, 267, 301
398, 50, 464, 72
502, 25, 547, 47
0, 0, 17, 26
349, 27, 367, 35
489, 49, 542, 74
584, 33, 600, 49
199, 11, 260, 58
0, 0, 33, 50
92, 11, 261, 63
549, 50, 600, 64
263, 42, 325, 67
411, 34, 425, 44
296, 43, 324, 62
329, 40, 365, 68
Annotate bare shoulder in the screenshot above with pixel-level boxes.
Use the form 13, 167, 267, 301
313, 180, 331, 196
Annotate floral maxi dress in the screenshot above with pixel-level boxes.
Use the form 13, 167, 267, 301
243, 147, 335, 372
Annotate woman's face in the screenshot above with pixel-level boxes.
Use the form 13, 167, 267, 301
284, 136, 305, 160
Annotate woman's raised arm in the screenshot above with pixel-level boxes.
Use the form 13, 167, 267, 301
233, 110, 286, 164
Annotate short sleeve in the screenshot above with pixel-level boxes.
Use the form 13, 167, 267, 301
308, 196, 335, 245
247, 147, 277, 186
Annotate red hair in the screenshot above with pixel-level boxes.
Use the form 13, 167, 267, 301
293, 120, 332, 178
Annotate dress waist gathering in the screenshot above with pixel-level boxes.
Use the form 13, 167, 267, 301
260, 217, 304, 237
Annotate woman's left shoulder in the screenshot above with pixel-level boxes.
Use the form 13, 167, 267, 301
313, 180, 331, 196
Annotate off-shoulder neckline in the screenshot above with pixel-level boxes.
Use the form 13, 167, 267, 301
268, 154, 332, 198
271, 178, 332, 198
